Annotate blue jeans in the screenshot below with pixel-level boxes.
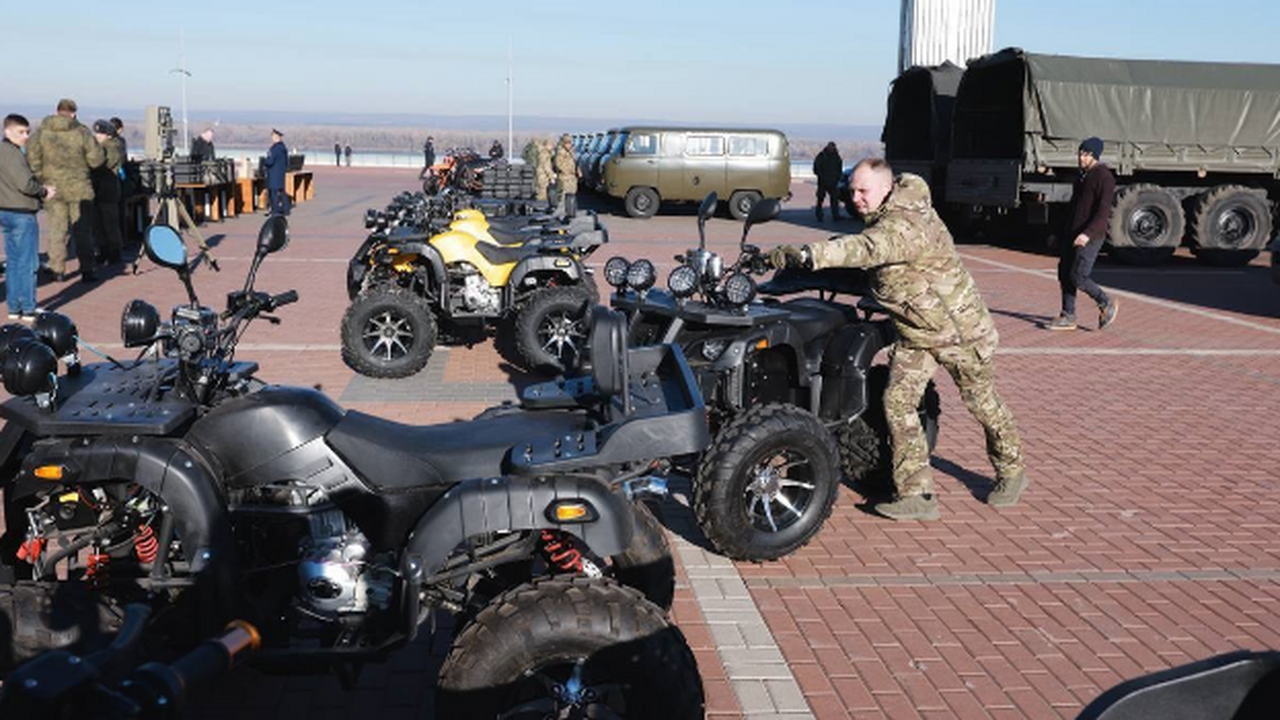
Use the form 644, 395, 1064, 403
0, 210, 39, 315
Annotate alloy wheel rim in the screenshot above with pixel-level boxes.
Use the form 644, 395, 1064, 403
538, 312, 586, 363
363, 310, 414, 361
744, 448, 816, 533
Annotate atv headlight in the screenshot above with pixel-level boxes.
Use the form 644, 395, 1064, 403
1, 337, 57, 397
668, 265, 699, 298
626, 259, 656, 292
701, 339, 729, 362
604, 256, 630, 288
722, 272, 756, 306
121, 299, 161, 348
33, 312, 78, 358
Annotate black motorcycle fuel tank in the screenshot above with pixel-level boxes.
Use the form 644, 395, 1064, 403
185, 386, 346, 486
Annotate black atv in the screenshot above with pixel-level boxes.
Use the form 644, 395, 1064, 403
343, 203, 608, 377
608, 193, 941, 561
0, 217, 707, 718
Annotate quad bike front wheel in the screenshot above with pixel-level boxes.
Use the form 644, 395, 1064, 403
694, 404, 841, 561
436, 576, 704, 719
512, 286, 593, 374
340, 285, 438, 378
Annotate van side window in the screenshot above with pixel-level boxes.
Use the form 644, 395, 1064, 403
686, 135, 725, 157
729, 136, 766, 156
626, 134, 658, 156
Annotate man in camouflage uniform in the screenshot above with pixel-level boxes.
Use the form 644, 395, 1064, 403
552, 133, 579, 216
91, 120, 125, 265
27, 99, 105, 282
768, 158, 1027, 520
533, 139, 553, 203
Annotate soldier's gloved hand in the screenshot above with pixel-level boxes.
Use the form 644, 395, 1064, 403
767, 244, 807, 269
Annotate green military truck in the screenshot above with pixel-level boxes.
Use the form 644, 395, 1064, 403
883, 61, 964, 194
943, 47, 1280, 266
602, 126, 791, 220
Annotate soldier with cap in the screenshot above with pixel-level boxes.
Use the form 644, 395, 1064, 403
767, 158, 1027, 521
552, 133, 578, 216
263, 128, 290, 216
27, 98, 105, 282
91, 120, 125, 265
1048, 136, 1119, 331
533, 138, 553, 203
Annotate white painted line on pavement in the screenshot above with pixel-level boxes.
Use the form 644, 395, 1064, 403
1000, 348, 1280, 356
959, 252, 1280, 337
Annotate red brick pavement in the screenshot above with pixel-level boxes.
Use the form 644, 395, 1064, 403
6, 166, 1280, 718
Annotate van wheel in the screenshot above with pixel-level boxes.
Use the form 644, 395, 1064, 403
728, 191, 762, 221
625, 187, 660, 218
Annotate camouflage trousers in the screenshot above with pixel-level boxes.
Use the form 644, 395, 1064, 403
44, 199, 97, 275
534, 175, 550, 201
884, 337, 1024, 497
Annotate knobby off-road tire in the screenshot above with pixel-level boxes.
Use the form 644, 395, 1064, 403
511, 286, 594, 374
1107, 184, 1183, 266
694, 404, 841, 561
1188, 185, 1272, 266
340, 285, 437, 378
436, 576, 704, 719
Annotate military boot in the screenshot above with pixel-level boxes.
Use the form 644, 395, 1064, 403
987, 471, 1029, 508
873, 493, 939, 521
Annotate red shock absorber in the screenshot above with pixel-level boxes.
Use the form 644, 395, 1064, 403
539, 530, 584, 572
84, 552, 110, 588
134, 524, 159, 564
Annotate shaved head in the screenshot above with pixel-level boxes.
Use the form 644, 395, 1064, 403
850, 158, 894, 216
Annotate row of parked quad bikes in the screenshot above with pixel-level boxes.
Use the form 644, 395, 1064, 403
0, 193, 1273, 720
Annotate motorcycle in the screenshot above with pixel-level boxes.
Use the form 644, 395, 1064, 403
606, 193, 940, 561
0, 217, 708, 718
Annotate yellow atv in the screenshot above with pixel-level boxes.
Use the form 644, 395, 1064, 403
342, 208, 607, 377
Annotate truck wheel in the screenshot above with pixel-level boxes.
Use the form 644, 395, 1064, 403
1189, 185, 1272, 266
341, 285, 437, 378
512, 286, 593, 373
728, 190, 762, 221
694, 404, 840, 561
436, 576, 704, 720
1107, 184, 1184, 265
624, 187, 660, 219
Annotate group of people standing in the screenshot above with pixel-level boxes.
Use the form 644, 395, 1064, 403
0, 99, 128, 320
528, 134, 578, 215
333, 142, 353, 167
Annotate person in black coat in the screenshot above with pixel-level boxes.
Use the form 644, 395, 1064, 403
334, 142, 341, 167
489, 140, 504, 160
190, 128, 215, 162
264, 129, 289, 216
811, 141, 843, 221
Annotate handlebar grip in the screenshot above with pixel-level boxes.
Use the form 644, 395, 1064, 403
169, 620, 261, 691
271, 290, 299, 308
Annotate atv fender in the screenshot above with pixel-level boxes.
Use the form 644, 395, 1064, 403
349, 238, 447, 299
14, 436, 236, 598
401, 474, 633, 582
508, 255, 584, 292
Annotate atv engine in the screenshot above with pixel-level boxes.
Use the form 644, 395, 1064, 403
297, 509, 394, 616
457, 267, 502, 315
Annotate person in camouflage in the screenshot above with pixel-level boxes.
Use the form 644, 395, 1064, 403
553, 133, 579, 216
27, 99, 105, 282
91, 120, 125, 265
767, 158, 1027, 520
533, 139, 553, 203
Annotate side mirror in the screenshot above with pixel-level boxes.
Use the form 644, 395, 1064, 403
742, 198, 782, 245
257, 216, 290, 255
145, 225, 188, 270
697, 192, 718, 249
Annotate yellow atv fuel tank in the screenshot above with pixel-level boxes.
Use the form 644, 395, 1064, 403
429, 230, 516, 286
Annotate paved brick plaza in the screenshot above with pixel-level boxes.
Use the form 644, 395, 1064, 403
16, 166, 1280, 718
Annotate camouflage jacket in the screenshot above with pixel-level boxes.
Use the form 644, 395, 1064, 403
27, 114, 105, 203
807, 173, 996, 349
92, 135, 125, 202
534, 142, 553, 178
553, 143, 578, 194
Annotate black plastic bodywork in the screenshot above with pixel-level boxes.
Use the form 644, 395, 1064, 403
1077, 650, 1280, 720
0, 361, 200, 436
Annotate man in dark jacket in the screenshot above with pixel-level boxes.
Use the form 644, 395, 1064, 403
334, 141, 341, 167
27, 98, 105, 282
811, 141, 843, 221
489, 140, 504, 160
264, 129, 289, 216
91, 120, 125, 265
190, 128, 215, 163
1, 114, 57, 318
1049, 137, 1119, 330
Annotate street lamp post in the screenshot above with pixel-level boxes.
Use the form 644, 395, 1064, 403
170, 29, 191, 154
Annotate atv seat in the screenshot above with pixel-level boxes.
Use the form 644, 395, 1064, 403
326, 409, 593, 490
474, 240, 542, 265
485, 223, 544, 246
781, 298, 856, 344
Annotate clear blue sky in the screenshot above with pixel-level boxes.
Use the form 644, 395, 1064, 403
3, 0, 1279, 127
